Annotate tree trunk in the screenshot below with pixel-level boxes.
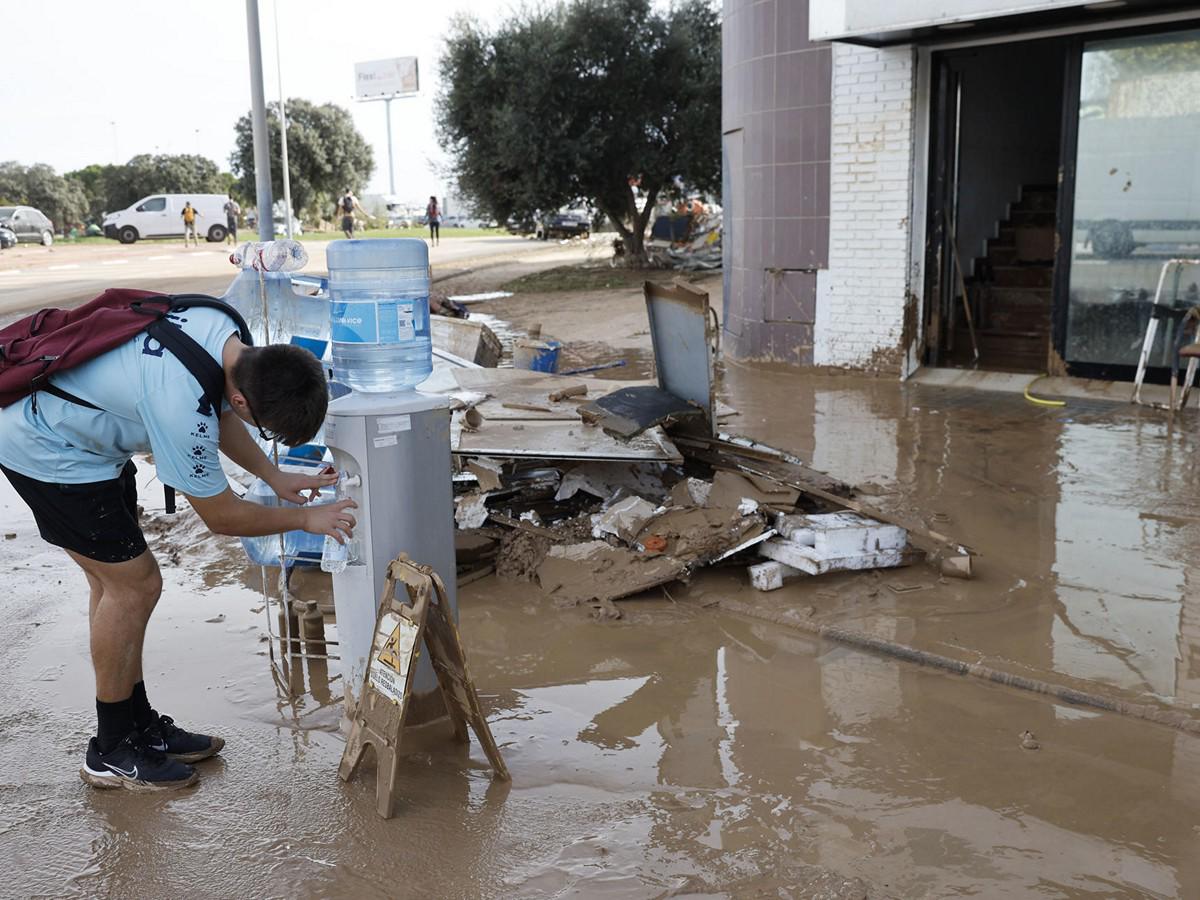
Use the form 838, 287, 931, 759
604, 182, 659, 265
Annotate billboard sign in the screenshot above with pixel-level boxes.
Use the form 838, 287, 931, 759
355, 56, 419, 99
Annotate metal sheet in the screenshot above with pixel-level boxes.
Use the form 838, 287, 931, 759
643, 281, 714, 430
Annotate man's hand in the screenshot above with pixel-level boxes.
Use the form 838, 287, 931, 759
269, 468, 339, 505
303, 499, 358, 542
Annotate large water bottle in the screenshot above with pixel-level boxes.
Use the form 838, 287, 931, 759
327, 239, 432, 392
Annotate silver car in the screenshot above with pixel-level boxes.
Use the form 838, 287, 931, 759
0, 206, 55, 246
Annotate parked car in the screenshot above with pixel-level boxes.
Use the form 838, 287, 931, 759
0, 206, 55, 245
102, 193, 229, 244
0, 225, 16, 249
536, 208, 591, 240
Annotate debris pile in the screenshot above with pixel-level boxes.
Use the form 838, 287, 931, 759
646, 211, 722, 271
432, 279, 970, 617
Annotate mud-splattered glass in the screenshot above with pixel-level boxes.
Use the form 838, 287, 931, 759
1065, 29, 1200, 368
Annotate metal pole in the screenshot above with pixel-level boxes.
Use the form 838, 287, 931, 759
273, 0, 293, 239
246, 0, 275, 241
385, 97, 395, 195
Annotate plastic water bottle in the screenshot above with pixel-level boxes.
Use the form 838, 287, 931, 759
327, 239, 432, 391
320, 472, 361, 573
231, 239, 308, 272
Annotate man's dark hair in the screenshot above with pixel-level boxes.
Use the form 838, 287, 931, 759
232, 344, 328, 446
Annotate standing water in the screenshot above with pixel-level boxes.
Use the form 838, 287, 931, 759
327, 239, 432, 391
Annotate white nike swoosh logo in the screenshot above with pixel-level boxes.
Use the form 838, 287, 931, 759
150, 742, 167, 752
106, 763, 138, 778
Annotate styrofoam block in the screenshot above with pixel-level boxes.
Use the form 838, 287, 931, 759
775, 512, 906, 556
760, 537, 906, 576
748, 560, 803, 591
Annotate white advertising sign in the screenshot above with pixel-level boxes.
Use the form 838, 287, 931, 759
355, 56, 419, 99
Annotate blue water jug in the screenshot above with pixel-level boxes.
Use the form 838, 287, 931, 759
326, 239, 432, 392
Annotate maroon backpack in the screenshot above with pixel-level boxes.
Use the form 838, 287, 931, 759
0, 288, 251, 414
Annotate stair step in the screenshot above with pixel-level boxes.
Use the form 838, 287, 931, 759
1008, 209, 1055, 227
991, 265, 1054, 288
1014, 189, 1058, 212
987, 245, 1018, 265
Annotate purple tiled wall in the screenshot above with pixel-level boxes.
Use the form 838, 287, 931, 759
722, 0, 831, 364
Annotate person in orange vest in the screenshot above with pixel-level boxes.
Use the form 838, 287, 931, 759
181, 201, 202, 248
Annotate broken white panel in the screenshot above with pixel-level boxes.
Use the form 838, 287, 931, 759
455, 492, 491, 529
458, 420, 682, 463
592, 496, 660, 543
775, 512, 906, 556
759, 537, 906, 576
466, 457, 505, 492
556, 462, 669, 502
749, 559, 803, 591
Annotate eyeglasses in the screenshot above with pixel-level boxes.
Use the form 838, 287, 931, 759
241, 391, 278, 444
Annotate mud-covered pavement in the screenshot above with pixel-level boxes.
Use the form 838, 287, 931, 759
3, 355, 1200, 897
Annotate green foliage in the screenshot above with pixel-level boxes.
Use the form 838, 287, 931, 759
0, 161, 89, 229
231, 98, 375, 220
66, 155, 231, 222
437, 0, 721, 257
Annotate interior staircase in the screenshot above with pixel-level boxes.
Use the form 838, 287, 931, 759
948, 185, 1057, 372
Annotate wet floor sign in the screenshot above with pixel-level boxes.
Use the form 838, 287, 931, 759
339, 555, 510, 818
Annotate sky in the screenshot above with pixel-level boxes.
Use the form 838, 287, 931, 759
0, 0, 517, 209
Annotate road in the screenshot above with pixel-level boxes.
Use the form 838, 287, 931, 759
0, 235, 569, 319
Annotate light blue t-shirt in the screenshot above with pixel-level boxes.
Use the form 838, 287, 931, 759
0, 307, 239, 497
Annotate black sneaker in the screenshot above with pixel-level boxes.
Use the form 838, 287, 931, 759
80, 733, 198, 792
142, 714, 225, 764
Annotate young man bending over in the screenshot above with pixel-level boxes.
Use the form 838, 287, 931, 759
0, 307, 355, 791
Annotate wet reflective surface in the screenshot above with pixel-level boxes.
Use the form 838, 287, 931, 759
2, 365, 1199, 896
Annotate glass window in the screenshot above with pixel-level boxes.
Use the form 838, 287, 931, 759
137, 197, 167, 212
1066, 29, 1200, 368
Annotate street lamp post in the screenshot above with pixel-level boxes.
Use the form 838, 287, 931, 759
245, 0, 275, 241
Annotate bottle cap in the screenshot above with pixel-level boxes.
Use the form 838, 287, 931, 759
327, 238, 429, 271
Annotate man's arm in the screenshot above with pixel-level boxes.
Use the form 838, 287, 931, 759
186, 487, 356, 539
218, 409, 338, 503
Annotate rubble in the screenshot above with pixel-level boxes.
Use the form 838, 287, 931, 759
439, 278, 970, 609
646, 210, 722, 271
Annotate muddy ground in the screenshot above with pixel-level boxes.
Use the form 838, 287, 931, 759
2, 258, 1200, 897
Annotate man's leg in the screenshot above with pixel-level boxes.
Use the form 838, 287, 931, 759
69, 548, 160, 711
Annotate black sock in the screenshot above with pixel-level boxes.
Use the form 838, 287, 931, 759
96, 697, 135, 754
130, 681, 156, 730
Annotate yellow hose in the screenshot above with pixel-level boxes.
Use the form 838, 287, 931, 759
1024, 375, 1066, 408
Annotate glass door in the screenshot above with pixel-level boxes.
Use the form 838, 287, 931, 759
1064, 28, 1200, 376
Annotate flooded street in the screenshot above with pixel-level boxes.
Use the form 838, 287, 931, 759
3, 361, 1200, 897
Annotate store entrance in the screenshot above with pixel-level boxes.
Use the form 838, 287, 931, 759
924, 37, 1070, 373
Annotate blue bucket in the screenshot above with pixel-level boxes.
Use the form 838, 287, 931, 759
514, 339, 562, 373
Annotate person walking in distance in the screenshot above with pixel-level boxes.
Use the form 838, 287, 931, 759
0, 306, 356, 791
335, 188, 369, 239
426, 195, 440, 247
223, 194, 241, 245
181, 201, 202, 248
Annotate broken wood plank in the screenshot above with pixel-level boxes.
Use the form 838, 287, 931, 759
487, 511, 570, 542
502, 402, 554, 413
548, 383, 588, 402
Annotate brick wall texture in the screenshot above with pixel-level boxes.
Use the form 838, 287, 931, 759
815, 43, 916, 372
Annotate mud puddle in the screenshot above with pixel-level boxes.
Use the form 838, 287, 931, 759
3, 361, 1200, 896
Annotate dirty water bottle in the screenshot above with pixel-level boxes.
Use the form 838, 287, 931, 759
327, 239, 432, 391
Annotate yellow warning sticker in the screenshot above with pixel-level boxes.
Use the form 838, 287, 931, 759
369, 611, 418, 705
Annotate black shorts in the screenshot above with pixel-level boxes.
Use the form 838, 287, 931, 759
0, 461, 147, 563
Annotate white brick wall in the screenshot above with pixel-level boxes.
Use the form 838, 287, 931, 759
815, 43, 916, 373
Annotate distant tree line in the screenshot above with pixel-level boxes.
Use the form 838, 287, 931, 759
0, 96, 376, 233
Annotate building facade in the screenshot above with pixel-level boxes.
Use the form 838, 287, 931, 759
723, 0, 1200, 381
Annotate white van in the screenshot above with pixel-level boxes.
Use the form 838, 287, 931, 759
102, 193, 231, 244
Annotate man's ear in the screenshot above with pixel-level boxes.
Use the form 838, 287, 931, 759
227, 389, 249, 415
